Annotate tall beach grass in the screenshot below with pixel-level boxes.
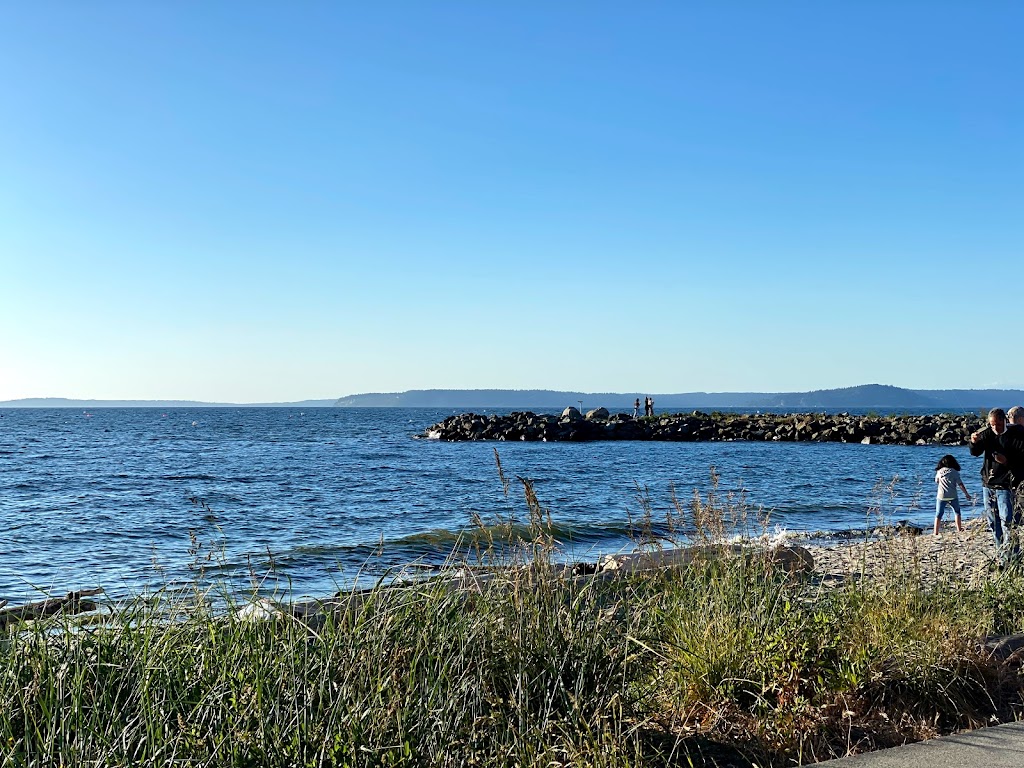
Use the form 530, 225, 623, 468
3, 474, 1024, 766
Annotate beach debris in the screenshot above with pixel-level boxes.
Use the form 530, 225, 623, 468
0, 589, 103, 629
872, 520, 924, 537
236, 598, 285, 622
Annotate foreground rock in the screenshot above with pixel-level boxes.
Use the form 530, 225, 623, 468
422, 410, 984, 445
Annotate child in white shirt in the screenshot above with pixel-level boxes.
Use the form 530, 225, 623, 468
934, 454, 972, 535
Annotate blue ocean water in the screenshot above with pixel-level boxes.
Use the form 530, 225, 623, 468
0, 407, 983, 603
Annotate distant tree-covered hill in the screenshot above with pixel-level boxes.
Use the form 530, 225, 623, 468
333, 385, 1024, 411
5, 386, 1020, 411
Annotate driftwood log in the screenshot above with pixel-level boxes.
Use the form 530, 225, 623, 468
0, 589, 102, 629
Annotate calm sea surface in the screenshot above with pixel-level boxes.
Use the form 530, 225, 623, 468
0, 407, 983, 603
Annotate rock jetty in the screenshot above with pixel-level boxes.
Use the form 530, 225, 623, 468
422, 409, 985, 445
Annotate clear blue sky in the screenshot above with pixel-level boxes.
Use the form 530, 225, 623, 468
2, 2, 1021, 401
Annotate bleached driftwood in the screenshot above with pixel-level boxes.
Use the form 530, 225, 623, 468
0, 589, 102, 628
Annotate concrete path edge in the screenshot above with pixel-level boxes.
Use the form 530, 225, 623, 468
811, 721, 1024, 766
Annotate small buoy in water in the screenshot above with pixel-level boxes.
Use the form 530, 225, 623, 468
191, 421, 198, 427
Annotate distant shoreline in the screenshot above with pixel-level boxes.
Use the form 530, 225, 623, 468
0, 398, 338, 409
5, 382, 1024, 411
8, 382, 1024, 411
333, 384, 1024, 410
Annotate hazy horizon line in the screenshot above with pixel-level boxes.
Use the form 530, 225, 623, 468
4, 383, 1024, 408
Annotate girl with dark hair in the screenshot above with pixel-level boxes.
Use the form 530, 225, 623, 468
934, 454, 972, 535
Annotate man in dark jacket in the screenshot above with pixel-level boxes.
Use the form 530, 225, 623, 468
999, 406, 1024, 523
970, 408, 1015, 555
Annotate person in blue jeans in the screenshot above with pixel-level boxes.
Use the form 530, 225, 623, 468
933, 454, 972, 535
970, 408, 1016, 562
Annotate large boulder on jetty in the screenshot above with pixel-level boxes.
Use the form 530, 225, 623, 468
561, 407, 583, 422
585, 407, 609, 420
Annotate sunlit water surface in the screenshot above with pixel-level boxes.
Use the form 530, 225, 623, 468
0, 407, 979, 602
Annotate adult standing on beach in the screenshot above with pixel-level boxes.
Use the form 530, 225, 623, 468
970, 408, 1016, 557
1001, 406, 1024, 473
999, 405, 1024, 523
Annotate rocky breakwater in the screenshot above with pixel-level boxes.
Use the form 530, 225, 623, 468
422, 408, 985, 445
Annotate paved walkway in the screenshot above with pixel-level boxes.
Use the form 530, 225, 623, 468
812, 721, 1024, 766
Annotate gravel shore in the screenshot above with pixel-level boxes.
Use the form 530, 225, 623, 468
806, 516, 1008, 588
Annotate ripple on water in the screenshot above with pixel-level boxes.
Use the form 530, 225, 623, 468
0, 407, 964, 601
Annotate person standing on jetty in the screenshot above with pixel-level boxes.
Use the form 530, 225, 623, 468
633, 398, 640, 419
970, 408, 1016, 559
934, 455, 971, 535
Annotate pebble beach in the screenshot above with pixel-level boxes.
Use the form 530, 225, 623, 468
807, 515, 1008, 588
